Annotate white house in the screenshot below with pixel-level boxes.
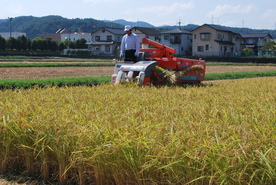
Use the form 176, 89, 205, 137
87, 27, 125, 56
132, 27, 161, 42
61, 31, 91, 42
240, 33, 273, 56
160, 29, 192, 56
88, 27, 161, 56
192, 24, 243, 57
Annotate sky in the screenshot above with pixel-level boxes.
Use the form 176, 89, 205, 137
1, 0, 276, 30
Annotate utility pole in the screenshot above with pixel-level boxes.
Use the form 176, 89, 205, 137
8, 17, 12, 38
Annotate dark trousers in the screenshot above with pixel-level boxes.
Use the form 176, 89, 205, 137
124, 50, 137, 63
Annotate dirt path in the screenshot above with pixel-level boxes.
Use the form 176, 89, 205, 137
0, 66, 275, 80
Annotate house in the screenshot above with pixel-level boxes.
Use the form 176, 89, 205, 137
160, 29, 192, 56
132, 27, 161, 42
191, 24, 243, 57
87, 27, 125, 55
240, 33, 273, 56
38, 28, 67, 41
88, 27, 161, 56
61, 30, 91, 42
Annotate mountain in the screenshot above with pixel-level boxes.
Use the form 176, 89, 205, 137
0, 15, 275, 39
110, 19, 155, 28
0, 15, 123, 39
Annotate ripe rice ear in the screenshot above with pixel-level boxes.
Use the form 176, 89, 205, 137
167, 65, 204, 85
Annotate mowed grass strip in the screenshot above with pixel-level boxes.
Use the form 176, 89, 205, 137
0, 70, 276, 90
0, 77, 275, 184
205, 70, 276, 80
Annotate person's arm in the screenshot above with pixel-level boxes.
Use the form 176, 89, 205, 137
135, 36, 140, 56
120, 36, 125, 57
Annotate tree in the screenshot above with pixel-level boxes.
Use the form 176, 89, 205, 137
262, 40, 276, 51
31, 40, 38, 50
6, 37, 17, 50
50, 40, 58, 51
16, 37, 23, 50
32, 37, 48, 51
59, 42, 65, 51
20, 35, 28, 50
0, 35, 6, 50
27, 39, 32, 50
75, 38, 87, 49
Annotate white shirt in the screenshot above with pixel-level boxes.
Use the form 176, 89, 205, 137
120, 33, 140, 55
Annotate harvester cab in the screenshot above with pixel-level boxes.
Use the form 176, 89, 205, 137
112, 38, 206, 86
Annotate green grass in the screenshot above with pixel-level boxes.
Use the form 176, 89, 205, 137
206, 62, 276, 66
0, 71, 275, 90
205, 70, 276, 81
0, 76, 110, 90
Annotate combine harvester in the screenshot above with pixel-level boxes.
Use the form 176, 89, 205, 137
112, 38, 206, 85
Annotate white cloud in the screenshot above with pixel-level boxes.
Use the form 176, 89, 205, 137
124, 2, 194, 18
208, 4, 255, 17
83, 0, 122, 4
262, 9, 276, 20
5, 4, 24, 16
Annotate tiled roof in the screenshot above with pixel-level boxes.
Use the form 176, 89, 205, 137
133, 27, 160, 36
206, 24, 232, 32
240, 33, 272, 38
103, 27, 125, 35
91, 27, 125, 35
161, 29, 191, 34
192, 24, 235, 33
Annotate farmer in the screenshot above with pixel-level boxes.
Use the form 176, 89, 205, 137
119, 25, 140, 63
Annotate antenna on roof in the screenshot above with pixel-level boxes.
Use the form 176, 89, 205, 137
177, 18, 181, 29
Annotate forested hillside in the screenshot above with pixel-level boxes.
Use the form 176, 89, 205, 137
0, 15, 275, 39
0, 15, 123, 39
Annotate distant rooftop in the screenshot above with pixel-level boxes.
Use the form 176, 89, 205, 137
133, 27, 160, 36
161, 29, 191, 34
240, 33, 272, 38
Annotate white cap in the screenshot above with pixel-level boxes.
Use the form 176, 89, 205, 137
124, 25, 132, 31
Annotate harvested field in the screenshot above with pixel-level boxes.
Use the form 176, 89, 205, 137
0, 66, 275, 80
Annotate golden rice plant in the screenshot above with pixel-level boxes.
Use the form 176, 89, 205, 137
0, 77, 275, 184
153, 65, 204, 85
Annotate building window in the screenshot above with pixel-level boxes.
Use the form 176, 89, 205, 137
102, 29, 105, 33
197, 46, 204, 52
194, 34, 196, 39
105, 45, 110, 52
95, 36, 100, 41
164, 35, 169, 41
200, 33, 210, 40
107, 35, 112, 41
205, 44, 209, 51
116, 36, 121, 42
218, 33, 224, 40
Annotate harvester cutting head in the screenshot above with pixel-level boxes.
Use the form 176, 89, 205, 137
112, 60, 158, 85
112, 38, 206, 86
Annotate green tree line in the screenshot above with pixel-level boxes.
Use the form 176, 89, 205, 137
0, 35, 87, 51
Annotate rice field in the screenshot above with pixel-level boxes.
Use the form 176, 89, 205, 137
0, 77, 275, 185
